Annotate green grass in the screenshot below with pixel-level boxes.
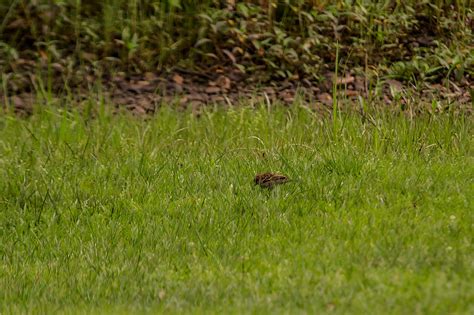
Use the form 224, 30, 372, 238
0, 102, 473, 314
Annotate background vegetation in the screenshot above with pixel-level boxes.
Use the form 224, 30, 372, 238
1, 0, 473, 92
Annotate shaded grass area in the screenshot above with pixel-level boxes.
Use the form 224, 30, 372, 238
0, 0, 472, 89
0, 103, 473, 314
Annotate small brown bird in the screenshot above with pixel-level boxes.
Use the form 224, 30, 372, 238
254, 172, 290, 188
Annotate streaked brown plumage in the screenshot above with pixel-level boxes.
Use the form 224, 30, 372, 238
254, 172, 290, 188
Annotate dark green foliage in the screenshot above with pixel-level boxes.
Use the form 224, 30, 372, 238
0, 0, 472, 83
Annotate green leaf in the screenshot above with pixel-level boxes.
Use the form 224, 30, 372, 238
168, 0, 181, 9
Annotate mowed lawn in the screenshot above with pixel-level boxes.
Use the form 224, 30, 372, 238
0, 104, 472, 314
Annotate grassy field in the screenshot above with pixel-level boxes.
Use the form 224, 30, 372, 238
0, 102, 473, 314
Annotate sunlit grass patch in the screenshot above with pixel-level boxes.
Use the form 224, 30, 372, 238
0, 103, 472, 314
